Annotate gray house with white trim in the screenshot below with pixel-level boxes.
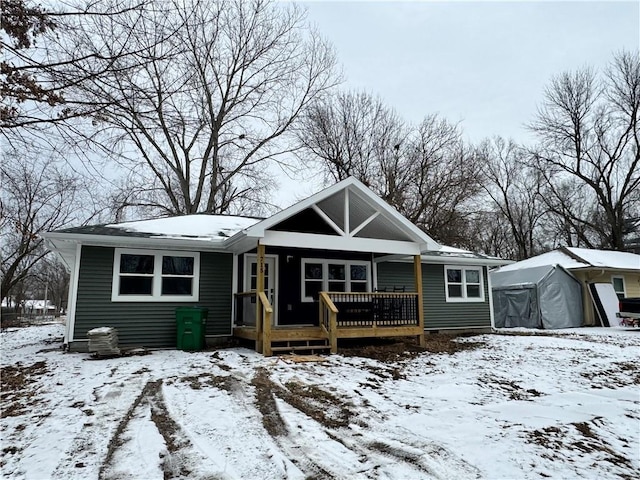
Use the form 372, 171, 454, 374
43, 177, 509, 354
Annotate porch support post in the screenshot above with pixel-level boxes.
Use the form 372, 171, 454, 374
329, 310, 338, 354
414, 255, 426, 347
255, 242, 266, 354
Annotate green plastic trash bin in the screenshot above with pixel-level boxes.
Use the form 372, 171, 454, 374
176, 307, 208, 351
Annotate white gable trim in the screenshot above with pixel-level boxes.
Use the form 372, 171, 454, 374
238, 177, 439, 250
311, 204, 344, 235
350, 211, 380, 237
261, 231, 420, 255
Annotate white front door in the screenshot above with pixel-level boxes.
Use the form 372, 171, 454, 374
244, 255, 277, 325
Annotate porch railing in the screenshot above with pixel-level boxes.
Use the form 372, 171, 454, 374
234, 290, 273, 355
234, 291, 256, 326
319, 292, 338, 353
235, 290, 420, 356
257, 291, 273, 356
326, 292, 419, 328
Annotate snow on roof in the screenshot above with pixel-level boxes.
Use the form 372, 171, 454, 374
564, 247, 640, 270
496, 250, 588, 272
427, 244, 507, 262
106, 214, 262, 242
437, 245, 471, 254
491, 265, 557, 288
495, 247, 640, 273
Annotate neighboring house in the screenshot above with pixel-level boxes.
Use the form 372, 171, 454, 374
42, 177, 509, 355
23, 300, 56, 316
492, 247, 640, 327
1, 299, 56, 316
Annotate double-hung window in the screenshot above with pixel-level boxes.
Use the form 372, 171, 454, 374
112, 249, 200, 302
301, 259, 370, 301
444, 265, 484, 302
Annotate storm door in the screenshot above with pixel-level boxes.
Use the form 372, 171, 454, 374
243, 255, 278, 325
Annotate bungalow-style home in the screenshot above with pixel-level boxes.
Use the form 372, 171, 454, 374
492, 246, 640, 327
42, 177, 509, 355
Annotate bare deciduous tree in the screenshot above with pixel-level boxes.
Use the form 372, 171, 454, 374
298, 90, 481, 245
64, 0, 339, 217
477, 137, 547, 260
299, 92, 405, 185
0, 153, 91, 302
530, 50, 640, 250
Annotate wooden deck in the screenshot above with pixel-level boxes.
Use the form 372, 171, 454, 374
233, 322, 424, 355
234, 287, 425, 356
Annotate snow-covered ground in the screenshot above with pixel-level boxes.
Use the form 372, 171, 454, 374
1, 322, 639, 479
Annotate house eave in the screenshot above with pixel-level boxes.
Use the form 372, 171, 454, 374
566, 266, 640, 273
375, 253, 513, 266
41, 231, 229, 252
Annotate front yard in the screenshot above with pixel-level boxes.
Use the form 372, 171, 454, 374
1, 322, 639, 479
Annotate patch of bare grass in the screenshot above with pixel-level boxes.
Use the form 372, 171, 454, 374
283, 380, 354, 429
175, 373, 239, 392
339, 334, 486, 362
526, 418, 632, 471
0, 361, 48, 417
479, 374, 544, 401
581, 361, 640, 388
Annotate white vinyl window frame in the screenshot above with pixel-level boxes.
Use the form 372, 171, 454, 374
444, 265, 485, 303
611, 275, 626, 300
111, 248, 200, 302
300, 259, 371, 302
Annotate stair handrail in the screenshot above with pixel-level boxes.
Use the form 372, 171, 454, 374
258, 291, 273, 356
319, 292, 338, 354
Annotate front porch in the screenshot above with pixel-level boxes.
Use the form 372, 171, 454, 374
227, 179, 433, 355
233, 248, 425, 356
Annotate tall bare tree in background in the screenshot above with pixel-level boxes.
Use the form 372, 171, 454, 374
60, 0, 339, 217
299, 92, 405, 184
530, 51, 640, 250
298, 91, 482, 245
476, 137, 547, 260
1, 1, 132, 305
0, 153, 94, 302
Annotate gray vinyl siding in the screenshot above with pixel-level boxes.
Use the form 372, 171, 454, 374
377, 262, 491, 329
73, 246, 233, 348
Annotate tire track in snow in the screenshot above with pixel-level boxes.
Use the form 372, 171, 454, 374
100, 379, 204, 480
251, 368, 338, 479
252, 367, 481, 479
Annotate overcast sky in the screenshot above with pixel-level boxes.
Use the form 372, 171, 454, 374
276, 0, 640, 206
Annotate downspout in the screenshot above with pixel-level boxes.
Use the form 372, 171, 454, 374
230, 253, 238, 333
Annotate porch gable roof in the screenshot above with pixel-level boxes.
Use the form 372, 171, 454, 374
228, 177, 440, 254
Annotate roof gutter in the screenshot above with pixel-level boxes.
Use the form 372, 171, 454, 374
41, 231, 229, 252
375, 253, 513, 267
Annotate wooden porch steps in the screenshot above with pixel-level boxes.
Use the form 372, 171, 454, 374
270, 338, 330, 355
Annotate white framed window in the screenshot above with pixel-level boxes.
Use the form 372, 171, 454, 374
301, 259, 371, 302
611, 276, 626, 300
111, 248, 200, 302
444, 265, 485, 302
